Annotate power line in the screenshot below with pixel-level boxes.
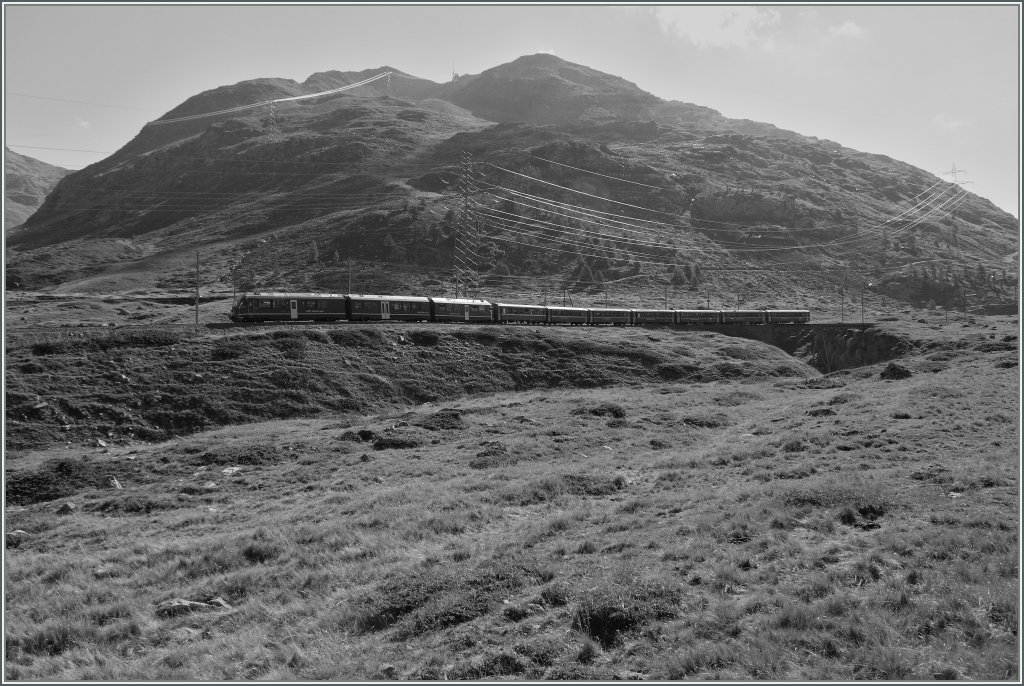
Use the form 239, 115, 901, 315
6, 144, 115, 154
5, 92, 162, 112
528, 154, 668, 189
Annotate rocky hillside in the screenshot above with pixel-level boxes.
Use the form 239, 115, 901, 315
4, 148, 71, 231
6, 55, 1018, 315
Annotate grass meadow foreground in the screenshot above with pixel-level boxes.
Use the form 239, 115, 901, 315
3, 319, 1019, 680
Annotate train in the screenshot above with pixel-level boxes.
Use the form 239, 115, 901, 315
229, 292, 810, 326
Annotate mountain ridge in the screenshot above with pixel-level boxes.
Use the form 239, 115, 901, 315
5, 54, 1017, 315
4, 147, 72, 232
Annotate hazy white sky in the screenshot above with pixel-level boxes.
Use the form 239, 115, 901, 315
3, 3, 1020, 218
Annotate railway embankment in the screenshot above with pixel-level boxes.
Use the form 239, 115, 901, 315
4, 324, 820, 453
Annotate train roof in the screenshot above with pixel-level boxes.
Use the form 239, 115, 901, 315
346, 294, 431, 302
246, 292, 346, 298
430, 298, 492, 305
493, 302, 547, 308
546, 306, 589, 312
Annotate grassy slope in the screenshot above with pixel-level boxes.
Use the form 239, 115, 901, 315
3, 319, 1019, 680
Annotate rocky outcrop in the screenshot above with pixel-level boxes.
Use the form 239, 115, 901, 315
690, 189, 813, 229
718, 324, 914, 373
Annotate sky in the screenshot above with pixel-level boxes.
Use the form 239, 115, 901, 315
3, 3, 1021, 219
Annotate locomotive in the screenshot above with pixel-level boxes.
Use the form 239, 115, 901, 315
229, 292, 810, 326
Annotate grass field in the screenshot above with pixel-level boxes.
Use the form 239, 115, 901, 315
3, 315, 1019, 680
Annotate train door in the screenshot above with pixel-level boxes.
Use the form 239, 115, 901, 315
463, 305, 469, 322
289, 300, 298, 320
381, 301, 390, 320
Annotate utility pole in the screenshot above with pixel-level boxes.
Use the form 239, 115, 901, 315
348, 258, 353, 293
706, 288, 710, 309
664, 283, 669, 309
860, 287, 864, 324
194, 251, 200, 328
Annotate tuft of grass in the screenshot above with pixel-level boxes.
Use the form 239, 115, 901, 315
8, 620, 96, 658
576, 638, 601, 664
572, 577, 681, 648
661, 641, 738, 677
344, 550, 546, 636
572, 403, 626, 419
852, 646, 913, 679
775, 600, 815, 630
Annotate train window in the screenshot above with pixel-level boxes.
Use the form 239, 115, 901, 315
303, 300, 323, 311
258, 300, 273, 309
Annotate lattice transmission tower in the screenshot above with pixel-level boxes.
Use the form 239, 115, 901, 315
454, 151, 481, 298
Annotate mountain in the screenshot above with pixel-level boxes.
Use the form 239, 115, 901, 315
4, 147, 72, 231
6, 55, 1018, 313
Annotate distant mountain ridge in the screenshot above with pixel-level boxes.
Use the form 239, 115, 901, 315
6, 54, 1017, 314
4, 147, 71, 231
